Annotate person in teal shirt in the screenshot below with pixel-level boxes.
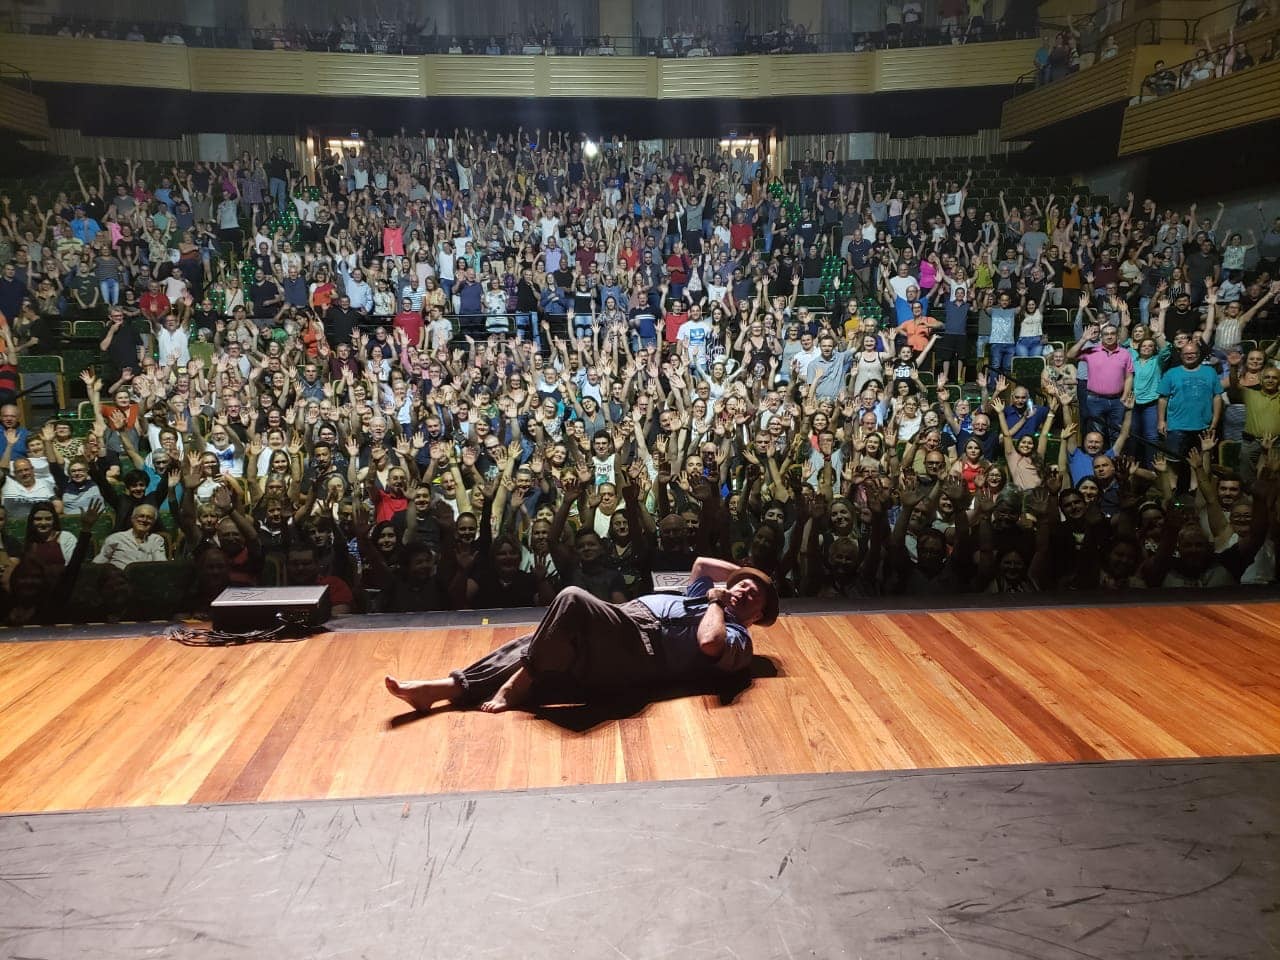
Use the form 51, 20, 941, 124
1158, 343, 1223, 491
1129, 336, 1166, 464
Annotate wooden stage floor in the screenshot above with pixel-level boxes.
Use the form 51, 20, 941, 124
1, 602, 1277, 815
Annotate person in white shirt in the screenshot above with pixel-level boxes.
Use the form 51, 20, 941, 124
790, 333, 821, 384
293, 193, 318, 224
427, 309, 453, 352
1, 459, 60, 520
162, 269, 189, 304
941, 170, 971, 218
888, 262, 919, 301
676, 304, 715, 367
437, 241, 457, 296
539, 213, 561, 245
94, 505, 168, 569
155, 313, 191, 367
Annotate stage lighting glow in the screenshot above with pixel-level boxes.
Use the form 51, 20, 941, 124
583, 140, 599, 159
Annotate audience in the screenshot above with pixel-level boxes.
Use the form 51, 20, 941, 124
12, 2, 1030, 58
0, 121, 1277, 627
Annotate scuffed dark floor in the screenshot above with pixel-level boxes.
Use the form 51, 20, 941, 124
2, 758, 1277, 959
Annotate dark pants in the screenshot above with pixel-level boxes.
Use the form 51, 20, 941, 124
1133, 400, 1160, 466
451, 587, 665, 705
1164, 428, 1203, 494
987, 342, 1014, 390
1085, 392, 1126, 449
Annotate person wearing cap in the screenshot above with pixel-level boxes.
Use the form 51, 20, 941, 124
385, 556, 777, 714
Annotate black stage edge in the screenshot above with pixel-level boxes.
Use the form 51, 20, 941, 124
4, 586, 1278, 642
1, 758, 1276, 959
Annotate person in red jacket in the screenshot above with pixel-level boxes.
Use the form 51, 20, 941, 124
139, 282, 170, 323
730, 211, 754, 253
666, 242, 691, 299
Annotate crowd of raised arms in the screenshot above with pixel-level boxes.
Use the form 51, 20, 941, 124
0, 125, 1279, 626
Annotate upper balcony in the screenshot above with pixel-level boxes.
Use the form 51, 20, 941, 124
999, 43, 1195, 140
0, 32, 1041, 102
1120, 47, 1280, 154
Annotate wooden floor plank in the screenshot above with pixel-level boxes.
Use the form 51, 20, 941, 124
0, 603, 1278, 814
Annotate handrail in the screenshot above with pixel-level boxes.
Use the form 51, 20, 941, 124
1189, 0, 1269, 39
8, 376, 57, 406
1135, 23, 1280, 102
1117, 16, 1195, 45
0, 59, 31, 90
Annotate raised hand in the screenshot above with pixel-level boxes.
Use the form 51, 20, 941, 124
78, 501, 103, 533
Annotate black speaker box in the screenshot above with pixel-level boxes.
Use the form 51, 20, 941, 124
210, 585, 331, 632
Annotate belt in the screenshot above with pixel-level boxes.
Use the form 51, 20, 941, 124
1243, 432, 1262, 442
1087, 390, 1122, 399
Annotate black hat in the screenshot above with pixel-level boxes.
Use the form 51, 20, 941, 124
725, 566, 779, 627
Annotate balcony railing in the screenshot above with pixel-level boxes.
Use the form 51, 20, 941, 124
0, 12, 1045, 59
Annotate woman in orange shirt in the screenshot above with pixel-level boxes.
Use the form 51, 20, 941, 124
309, 267, 336, 312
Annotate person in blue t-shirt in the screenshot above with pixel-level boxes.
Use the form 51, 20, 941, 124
936, 286, 972, 383
1158, 342, 1223, 490
384, 557, 778, 714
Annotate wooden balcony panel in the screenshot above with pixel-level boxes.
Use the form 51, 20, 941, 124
1120, 57, 1280, 153
188, 49, 311, 94
877, 39, 1039, 91
766, 53, 874, 96
312, 53, 425, 98
1000, 50, 1135, 138
426, 54, 536, 97
0, 34, 190, 89
545, 56, 656, 98
0, 83, 49, 138
658, 56, 761, 99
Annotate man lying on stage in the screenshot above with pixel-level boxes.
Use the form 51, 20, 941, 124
385, 557, 779, 714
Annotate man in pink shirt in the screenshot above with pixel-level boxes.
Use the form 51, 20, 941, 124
1075, 321, 1134, 448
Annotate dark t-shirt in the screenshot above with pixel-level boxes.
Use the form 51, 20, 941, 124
1165, 306, 1200, 338
568, 564, 627, 601
106, 322, 144, 370
472, 568, 541, 609
265, 158, 292, 182
382, 574, 453, 612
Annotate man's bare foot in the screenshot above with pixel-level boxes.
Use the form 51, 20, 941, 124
480, 667, 533, 713
385, 676, 460, 712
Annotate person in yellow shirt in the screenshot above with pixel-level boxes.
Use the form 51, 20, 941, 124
1228, 364, 1280, 486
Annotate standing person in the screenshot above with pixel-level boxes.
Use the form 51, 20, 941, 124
1158, 342, 1223, 492
986, 290, 1017, 390
385, 557, 777, 714
1073, 320, 1134, 448
265, 148, 292, 214
1227, 363, 1280, 487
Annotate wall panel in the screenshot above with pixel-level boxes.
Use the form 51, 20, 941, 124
657, 56, 760, 98
187, 49, 311, 94
545, 56, 656, 97
0, 85, 50, 139
1119, 58, 1280, 154
766, 52, 873, 96
876, 39, 1040, 91
0, 34, 190, 89
424, 54, 536, 97
312, 53, 425, 97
